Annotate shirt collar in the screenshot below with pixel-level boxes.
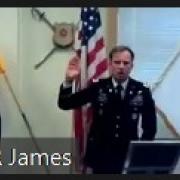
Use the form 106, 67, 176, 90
112, 77, 129, 90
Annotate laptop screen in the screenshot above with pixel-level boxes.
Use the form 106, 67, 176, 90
123, 140, 180, 174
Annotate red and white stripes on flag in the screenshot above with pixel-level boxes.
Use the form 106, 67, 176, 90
73, 7, 108, 164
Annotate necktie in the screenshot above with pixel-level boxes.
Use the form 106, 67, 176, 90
117, 84, 123, 100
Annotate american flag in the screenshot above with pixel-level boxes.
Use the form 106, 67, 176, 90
73, 7, 108, 169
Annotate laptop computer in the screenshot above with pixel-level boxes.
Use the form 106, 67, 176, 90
123, 140, 180, 174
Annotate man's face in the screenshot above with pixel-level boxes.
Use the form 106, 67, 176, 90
109, 50, 133, 82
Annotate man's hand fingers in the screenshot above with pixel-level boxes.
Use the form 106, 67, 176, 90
69, 56, 80, 65
65, 56, 80, 82
68, 56, 80, 70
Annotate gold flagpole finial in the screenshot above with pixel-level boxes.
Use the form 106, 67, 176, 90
0, 54, 6, 74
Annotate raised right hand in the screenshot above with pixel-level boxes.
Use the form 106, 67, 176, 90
65, 56, 80, 82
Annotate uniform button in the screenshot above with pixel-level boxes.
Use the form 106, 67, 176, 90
115, 133, 119, 138
129, 90, 133, 95
100, 103, 103, 106
109, 88, 113, 93
131, 113, 138, 120
116, 115, 120, 119
116, 124, 120, 128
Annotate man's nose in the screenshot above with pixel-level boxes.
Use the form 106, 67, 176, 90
119, 62, 124, 69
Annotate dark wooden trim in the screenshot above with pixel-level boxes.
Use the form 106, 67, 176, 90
106, 8, 118, 56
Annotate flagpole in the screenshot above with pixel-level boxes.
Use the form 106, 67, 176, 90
70, 80, 76, 174
80, 45, 88, 174
70, 17, 83, 173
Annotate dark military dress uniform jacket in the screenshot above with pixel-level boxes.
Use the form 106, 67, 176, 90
58, 77, 157, 171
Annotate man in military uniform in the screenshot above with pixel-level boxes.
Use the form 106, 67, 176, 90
58, 45, 157, 173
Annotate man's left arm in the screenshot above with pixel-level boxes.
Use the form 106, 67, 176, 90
141, 87, 157, 140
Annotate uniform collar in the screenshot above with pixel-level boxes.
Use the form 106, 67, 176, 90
112, 77, 129, 90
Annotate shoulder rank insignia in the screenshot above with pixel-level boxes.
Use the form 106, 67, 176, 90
143, 82, 151, 88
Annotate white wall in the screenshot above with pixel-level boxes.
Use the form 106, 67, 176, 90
117, 8, 180, 139
0, 8, 107, 138
18, 8, 79, 138
0, 8, 29, 137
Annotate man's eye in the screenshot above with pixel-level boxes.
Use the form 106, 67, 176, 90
114, 61, 120, 64
124, 62, 129, 65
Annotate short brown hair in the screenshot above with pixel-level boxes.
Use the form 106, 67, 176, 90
109, 45, 135, 61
